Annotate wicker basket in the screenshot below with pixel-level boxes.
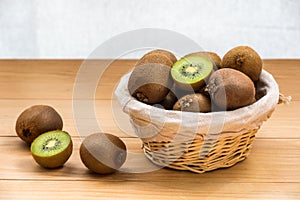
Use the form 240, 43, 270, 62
115, 70, 279, 173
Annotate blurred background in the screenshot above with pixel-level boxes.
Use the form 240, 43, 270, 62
0, 0, 299, 59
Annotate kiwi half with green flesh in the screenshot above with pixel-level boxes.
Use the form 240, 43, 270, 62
171, 55, 213, 91
31, 130, 73, 168
16, 105, 63, 144
80, 133, 127, 174
207, 68, 256, 110
128, 63, 172, 104
173, 93, 211, 113
144, 49, 177, 64
185, 52, 221, 69
220, 46, 263, 82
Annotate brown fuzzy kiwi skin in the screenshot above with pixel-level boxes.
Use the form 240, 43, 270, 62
173, 93, 211, 113
128, 63, 172, 104
15, 105, 63, 144
79, 133, 127, 174
144, 49, 177, 64
207, 68, 256, 110
31, 132, 73, 169
136, 52, 174, 67
185, 52, 221, 69
220, 46, 263, 82
159, 90, 178, 110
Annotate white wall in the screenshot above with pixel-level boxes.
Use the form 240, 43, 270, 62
0, 0, 299, 59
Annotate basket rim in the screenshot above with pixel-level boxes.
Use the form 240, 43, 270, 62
114, 69, 279, 133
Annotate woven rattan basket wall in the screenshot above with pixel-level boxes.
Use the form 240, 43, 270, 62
115, 69, 279, 173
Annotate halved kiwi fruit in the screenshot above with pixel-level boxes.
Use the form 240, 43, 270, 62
30, 130, 73, 168
80, 133, 127, 174
16, 105, 63, 144
171, 55, 213, 91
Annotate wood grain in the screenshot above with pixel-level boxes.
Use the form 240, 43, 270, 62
0, 59, 299, 199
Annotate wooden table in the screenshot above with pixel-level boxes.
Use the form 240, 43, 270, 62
0, 59, 299, 199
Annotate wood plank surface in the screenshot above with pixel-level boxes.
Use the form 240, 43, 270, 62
0, 59, 299, 199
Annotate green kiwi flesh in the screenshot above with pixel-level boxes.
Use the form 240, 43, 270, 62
80, 133, 127, 174
31, 130, 73, 168
171, 56, 213, 91
16, 105, 63, 144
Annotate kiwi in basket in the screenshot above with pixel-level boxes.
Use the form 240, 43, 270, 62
30, 130, 73, 168
136, 52, 174, 67
128, 63, 172, 104
80, 133, 127, 174
173, 93, 211, 113
207, 68, 256, 110
159, 90, 178, 110
184, 52, 221, 69
220, 46, 263, 82
16, 105, 63, 144
171, 55, 213, 91
144, 49, 177, 64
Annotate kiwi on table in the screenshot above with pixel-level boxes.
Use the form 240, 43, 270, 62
144, 49, 177, 64
207, 68, 256, 110
30, 130, 73, 169
80, 133, 127, 174
128, 63, 172, 104
171, 55, 213, 91
185, 52, 221, 69
16, 105, 63, 144
136, 52, 174, 68
220, 46, 263, 82
173, 93, 211, 113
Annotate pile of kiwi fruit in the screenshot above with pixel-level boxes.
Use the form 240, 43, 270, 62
128, 46, 263, 112
15, 105, 127, 174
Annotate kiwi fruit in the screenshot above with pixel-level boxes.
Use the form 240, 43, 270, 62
144, 49, 177, 64
159, 90, 178, 110
220, 46, 263, 82
185, 52, 221, 68
136, 52, 174, 67
207, 68, 256, 110
128, 63, 172, 104
80, 133, 127, 174
30, 130, 73, 168
173, 93, 211, 113
171, 55, 213, 91
16, 105, 63, 144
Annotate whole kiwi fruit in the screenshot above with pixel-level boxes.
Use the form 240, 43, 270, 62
144, 49, 177, 64
80, 133, 127, 174
220, 46, 263, 82
159, 90, 178, 110
207, 68, 256, 110
136, 52, 174, 67
16, 105, 63, 144
128, 63, 172, 104
173, 93, 211, 113
185, 51, 221, 69
31, 130, 73, 168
